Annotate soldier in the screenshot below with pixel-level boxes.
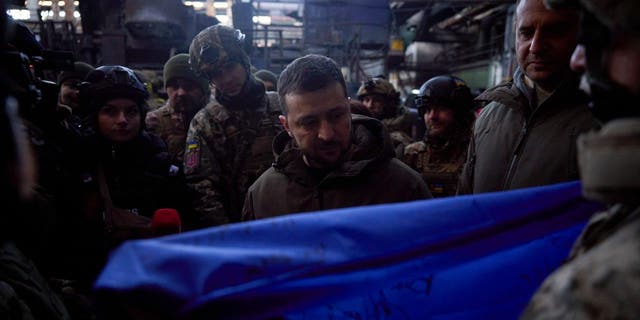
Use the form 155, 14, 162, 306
57, 61, 95, 115
522, 0, 640, 318
254, 69, 278, 91
356, 77, 417, 154
185, 25, 283, 227
403, 76, 475, 198
242, 54, 431, 220
458, 0, 599, 194
145, 54, 209, 164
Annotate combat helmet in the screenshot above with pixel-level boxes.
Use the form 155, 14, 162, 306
357, 77, 400, 104
83, 65, 149, 106
80, 65, 149, 130
415, 75, 473, 117
189, 24, 249, 80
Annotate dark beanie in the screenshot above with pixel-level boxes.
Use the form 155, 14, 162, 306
254, 69, 278, 90
58, 61, 95, 85
163, 53, 210, 94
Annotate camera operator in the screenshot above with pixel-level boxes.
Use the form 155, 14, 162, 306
3, 14, 97, 319
1, 11, 72, 320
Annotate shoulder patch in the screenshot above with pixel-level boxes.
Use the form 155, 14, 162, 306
185, 140, 200, 168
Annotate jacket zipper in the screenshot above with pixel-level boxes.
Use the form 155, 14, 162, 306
503, 122, 528, 189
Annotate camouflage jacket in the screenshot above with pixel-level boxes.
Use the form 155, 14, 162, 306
382, 106, 417, 154
184, 92, 282, 227
521, 204, 640, 319
403, 134, 470, 198
145, 103, 188, 163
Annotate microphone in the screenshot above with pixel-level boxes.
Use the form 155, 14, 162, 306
151, 208, 182, 237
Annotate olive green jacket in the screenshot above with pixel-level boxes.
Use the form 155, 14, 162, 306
242, 115, 431, 220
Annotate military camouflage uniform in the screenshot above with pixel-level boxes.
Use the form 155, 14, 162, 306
146, 102, 188, 163
521, 118, 640, 319
184, 92, 282, 226
383, 107, 418, 157
184, 24, 284, 227
403, 133, 469, 198
357, 78, 417, 155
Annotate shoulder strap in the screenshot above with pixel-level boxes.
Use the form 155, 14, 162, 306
97, 164, 115, 211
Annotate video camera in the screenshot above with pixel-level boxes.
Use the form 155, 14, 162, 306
4, 16, 75, 133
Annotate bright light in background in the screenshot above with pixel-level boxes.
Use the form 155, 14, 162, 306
184, 1, 204, 9
252, 16, 271, 25
217, 15, 229, 24
40, 10, 51, 19
58, 1, 65, 6
59, 11, 65, 17
184, 1, 229, 9
411, 89, 420, 95
213, 2, 228, 9
74, 1, 79, 5
7, 9, 30, 20
73, 11, 80, 18
39, 1, 53, 6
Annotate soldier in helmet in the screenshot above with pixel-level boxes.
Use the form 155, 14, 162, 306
145, 54, 209, 164
522, 0, 640, 318
357, 77, 416, 154
402, 76, 475, 198
57, 61, 95, 115
458, 0, 599, 194
185, 24, 283, 227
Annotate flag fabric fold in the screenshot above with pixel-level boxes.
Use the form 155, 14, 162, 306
94, 181, 602, 319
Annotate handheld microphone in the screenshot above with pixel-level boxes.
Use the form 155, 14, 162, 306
151, 208, 182, 237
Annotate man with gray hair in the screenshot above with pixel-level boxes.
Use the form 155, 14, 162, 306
458, 0, 598, 194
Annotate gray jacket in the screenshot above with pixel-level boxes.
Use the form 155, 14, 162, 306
458, 68, 598, 194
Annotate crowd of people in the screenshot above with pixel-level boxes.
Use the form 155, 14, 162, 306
1, 0, 638, 318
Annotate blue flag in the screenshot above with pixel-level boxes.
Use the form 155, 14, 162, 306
94, 181, 602, 319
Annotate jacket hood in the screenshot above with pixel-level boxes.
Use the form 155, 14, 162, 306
272, 114, 395, 177
476, 67, 585, 114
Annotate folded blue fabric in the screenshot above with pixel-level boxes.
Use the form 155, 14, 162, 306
94, 181, 602, 319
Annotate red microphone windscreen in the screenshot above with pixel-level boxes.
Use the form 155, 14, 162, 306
151, 208, 182, 236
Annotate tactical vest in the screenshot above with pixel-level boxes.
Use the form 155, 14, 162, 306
406, 139, 468, 198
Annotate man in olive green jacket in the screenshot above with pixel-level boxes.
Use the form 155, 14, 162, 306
458, 0, 598, 194
242, 55, 431, 220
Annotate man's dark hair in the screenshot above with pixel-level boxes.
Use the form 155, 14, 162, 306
277, 54, 347, 115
